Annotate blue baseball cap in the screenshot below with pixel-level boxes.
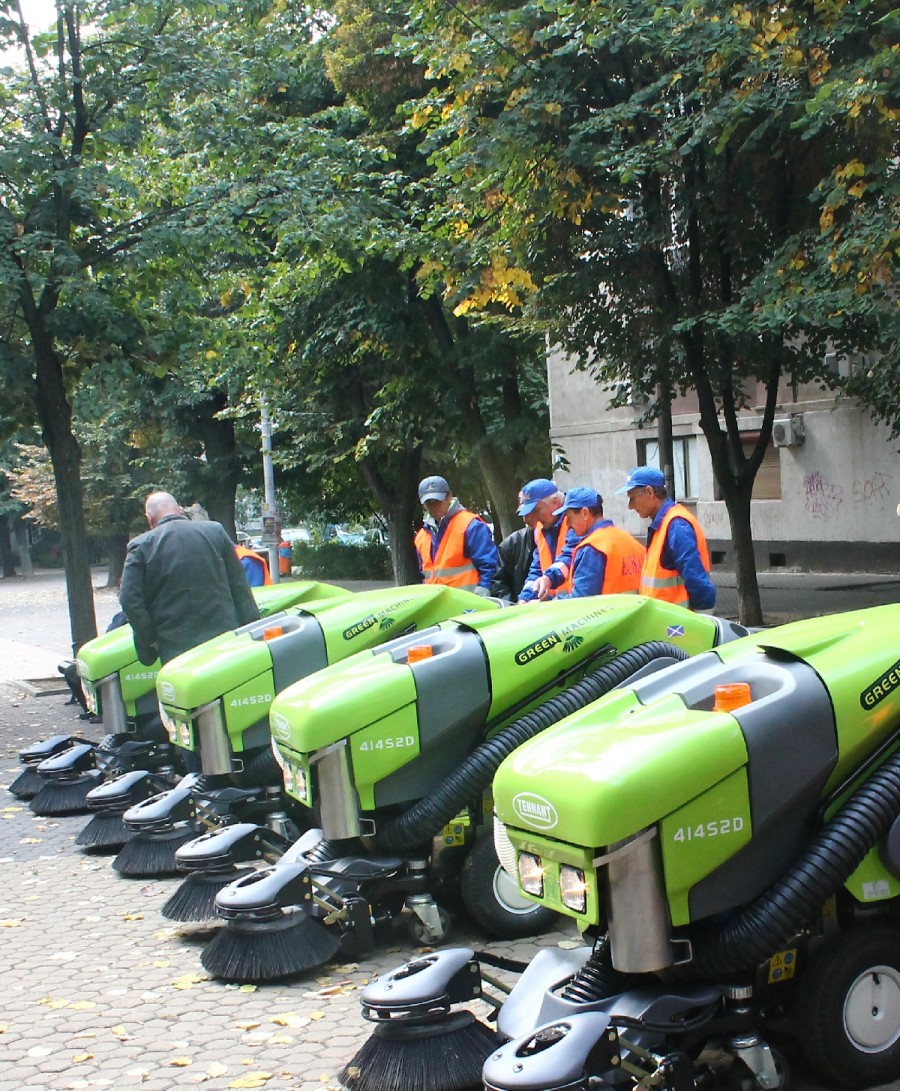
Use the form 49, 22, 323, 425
615, 466, 666, 494
553, 486, 601, 515
516, 478, 558, 516
418, 475, 451, 503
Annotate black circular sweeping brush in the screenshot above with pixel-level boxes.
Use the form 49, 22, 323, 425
75, 812, 131, 850
8, 765, 44, 800
161, 869, 256, 922
200, 911, 341, 982
112, 826, 199, 876
338, 1011, 496, 1091
29, 772, 99, 816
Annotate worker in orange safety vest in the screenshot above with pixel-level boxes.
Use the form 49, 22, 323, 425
616, 466, 715, 610
530, 487, 645, 598
516, 478, 572, 603
414, 475, 497, 595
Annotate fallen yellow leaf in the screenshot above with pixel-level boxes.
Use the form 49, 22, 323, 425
122, 913, 144, 921
69, 1001, 96, 1011
170, 1057, 192, 1067
309, 1011, 325, 1021
0, 919, 22, 928
266, 1034, 293, 1045
73, 1053, 93, 1063
228, 1074, 273, 1088
270, 1013, 307, 1028
172, 973, 208, 990
238, 984, 257, 993
235, 1021, 260, 1031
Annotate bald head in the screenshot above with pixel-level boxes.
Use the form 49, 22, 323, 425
145, 491, 183, 528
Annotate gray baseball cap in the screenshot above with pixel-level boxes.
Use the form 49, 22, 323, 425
418, 475, 451, 503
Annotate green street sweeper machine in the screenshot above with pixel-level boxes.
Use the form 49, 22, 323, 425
14, 581, 346, 819
112, 584, 499, 879
199, 596, 749, 983
343, 604, 900, 1091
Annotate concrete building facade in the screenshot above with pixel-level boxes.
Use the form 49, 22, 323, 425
548, 350, 900, 574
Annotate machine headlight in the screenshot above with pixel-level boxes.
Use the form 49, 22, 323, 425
518, 852, 544, 898
559, 865, 587, 914
159, 706, 177, 742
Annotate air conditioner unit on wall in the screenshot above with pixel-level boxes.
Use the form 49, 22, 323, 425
772, 416, 805, 448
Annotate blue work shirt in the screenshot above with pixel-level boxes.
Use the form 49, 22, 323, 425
543, 520, 612, 598
648, 499, 716, 610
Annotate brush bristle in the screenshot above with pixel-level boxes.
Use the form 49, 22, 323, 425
29, 775, 98, 816
200, 912, 341, 982
112, 828, 198, 876
8, 766, 44, 800
338, 1015, 496, 1091
161, 870, 255, 922
75, 813, 131, 849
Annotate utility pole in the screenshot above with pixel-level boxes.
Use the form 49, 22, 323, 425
259, 398, 281, 583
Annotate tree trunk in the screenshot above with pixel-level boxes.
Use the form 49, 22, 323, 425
32, 336, 97, 651
721, 481, 763, 627
1, 517, 16, 577
106, 532, 128, 587
14, 519, 33, 576
195, 395, 241, 539
357, 446, 421, 586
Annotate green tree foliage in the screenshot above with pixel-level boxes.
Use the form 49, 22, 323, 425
400, 0, 897, 622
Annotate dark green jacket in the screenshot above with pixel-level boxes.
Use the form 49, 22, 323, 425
120, 514, 260, 665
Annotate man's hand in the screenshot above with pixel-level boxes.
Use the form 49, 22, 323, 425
532, 575, 554, 601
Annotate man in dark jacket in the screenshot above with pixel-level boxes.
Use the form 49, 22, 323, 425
491, 526, 536, 602
120, 492, 260, 665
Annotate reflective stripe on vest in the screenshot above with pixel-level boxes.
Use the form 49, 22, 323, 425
639, 504, 710, 607
415, 510, 481, 589
557, 525, 645, 595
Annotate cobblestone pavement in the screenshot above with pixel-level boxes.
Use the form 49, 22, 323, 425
0, 685, 563, 1091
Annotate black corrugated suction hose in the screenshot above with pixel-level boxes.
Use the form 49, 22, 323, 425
375, 641, 688, 856
686, 744, 900, 979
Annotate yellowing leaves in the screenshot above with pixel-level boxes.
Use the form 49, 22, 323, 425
453, 255, 538, 316
836, 160, 866, 181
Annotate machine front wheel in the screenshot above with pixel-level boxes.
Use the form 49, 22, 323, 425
460, 834, 559, 939
797, 926, 900, 1088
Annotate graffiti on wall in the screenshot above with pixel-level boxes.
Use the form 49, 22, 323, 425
804, 471, 843, 519
852, 471, 892, 505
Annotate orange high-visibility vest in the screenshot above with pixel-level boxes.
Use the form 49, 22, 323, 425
414, 510, 482, 589
234, 545, 273, 585
640, 504, 710, 606
557, 524, 645, 595
534, 515, 572, 594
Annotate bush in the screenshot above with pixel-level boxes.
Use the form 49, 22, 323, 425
292, 540, 393, 581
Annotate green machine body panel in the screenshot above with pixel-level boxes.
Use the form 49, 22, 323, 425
157, 583, 495, 756
75, 581, 347, 722
271, 596, 723, 813
493, 604, 900, 930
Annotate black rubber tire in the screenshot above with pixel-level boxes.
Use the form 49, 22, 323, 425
460, 834, 559, 939
796, 926, 900, 1088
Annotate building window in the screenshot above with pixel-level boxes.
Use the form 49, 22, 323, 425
637, 436, 699, 501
